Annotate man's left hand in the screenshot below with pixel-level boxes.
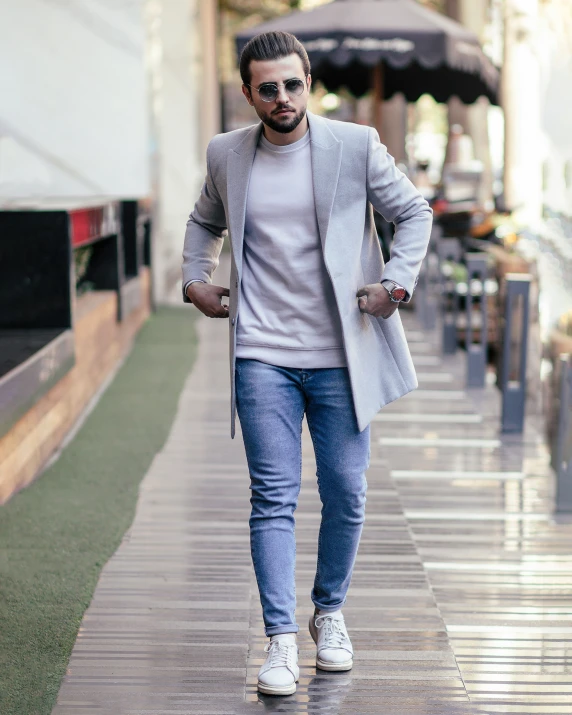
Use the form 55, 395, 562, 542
357, 283, 399, 319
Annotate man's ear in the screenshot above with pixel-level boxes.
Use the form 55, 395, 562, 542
242, 84, 254, 106
306, 74, 312, 92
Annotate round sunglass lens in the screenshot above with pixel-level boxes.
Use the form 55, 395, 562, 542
285, 79, 304, 95
259, 85, 278, 102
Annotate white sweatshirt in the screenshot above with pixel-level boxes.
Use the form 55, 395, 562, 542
235, 129, 346, 369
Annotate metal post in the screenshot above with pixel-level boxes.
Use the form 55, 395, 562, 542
415, 259, 427, 324
414, 223, 443, 330
499, 274, 531, 433
430, 222, 443, 247
555, 354, 572, 513
465, 253, 488, 387
424, 253, 439, 330
415, 258, 439, 331
438, 237, 462, 354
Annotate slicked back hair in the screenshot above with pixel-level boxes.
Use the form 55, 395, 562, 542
239, 31, 311, 87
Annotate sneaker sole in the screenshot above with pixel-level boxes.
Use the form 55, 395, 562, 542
309, 615, 354, 672
316, 657, 353, 672
257, 681, 297, 696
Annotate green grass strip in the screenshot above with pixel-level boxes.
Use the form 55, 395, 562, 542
0, 306, 198, 715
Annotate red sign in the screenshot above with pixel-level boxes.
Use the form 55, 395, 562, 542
69, 204, 119, 247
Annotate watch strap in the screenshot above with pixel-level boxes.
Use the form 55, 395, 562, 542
381, 279, 407, 303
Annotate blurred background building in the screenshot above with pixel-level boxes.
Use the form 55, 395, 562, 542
1, 0, 571, 299
0, 0, 220, 303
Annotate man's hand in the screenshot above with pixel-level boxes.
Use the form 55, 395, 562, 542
186, 282, 230, 319
356, 283, 399, 319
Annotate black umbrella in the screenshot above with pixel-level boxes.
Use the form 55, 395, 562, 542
235, 0, 499, 106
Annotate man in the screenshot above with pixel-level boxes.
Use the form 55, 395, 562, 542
182, 31, 432, 696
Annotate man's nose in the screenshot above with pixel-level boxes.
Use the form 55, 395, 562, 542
275, 84, 289, 103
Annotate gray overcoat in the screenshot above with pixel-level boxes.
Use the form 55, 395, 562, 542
182, 111, 433, 438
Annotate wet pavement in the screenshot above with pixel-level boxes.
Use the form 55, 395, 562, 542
53, 265, 572, 714
380, 329, 572, 714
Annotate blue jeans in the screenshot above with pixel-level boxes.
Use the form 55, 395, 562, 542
235, 358, 370, 636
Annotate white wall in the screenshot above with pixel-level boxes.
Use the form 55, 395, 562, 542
145, 0, 221, 302
0, 0, 150, 199
502, 0, 543, 223
501, 0, 572, 222
539, 34, 572, 215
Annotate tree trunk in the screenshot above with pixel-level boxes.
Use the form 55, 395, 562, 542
382, 94, 407, 165
371, 63, 384, 140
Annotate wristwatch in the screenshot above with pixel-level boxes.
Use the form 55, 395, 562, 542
381, 280, 407, 303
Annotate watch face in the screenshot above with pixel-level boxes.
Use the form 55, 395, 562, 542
391, 287, 407, 302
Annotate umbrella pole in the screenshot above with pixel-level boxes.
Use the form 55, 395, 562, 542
372, 62, 384, 140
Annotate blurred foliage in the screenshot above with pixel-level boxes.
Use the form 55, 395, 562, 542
539, 0, 572, 54
221, 0, 447, 19
74, 246, 95, 295
442, 260, 468, 283
557, 311, 572, 338
418, 0, 446, 13
414, 94, 448, 135
220, 0, 301, 21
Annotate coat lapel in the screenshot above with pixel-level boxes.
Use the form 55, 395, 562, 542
307, 111, 343, 254
226, 122, 263, 276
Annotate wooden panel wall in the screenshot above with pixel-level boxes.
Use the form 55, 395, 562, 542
0, 269, 152, 504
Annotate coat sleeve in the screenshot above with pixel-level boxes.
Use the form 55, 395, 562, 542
366, 127, 433, 301
181, 139, 228, 303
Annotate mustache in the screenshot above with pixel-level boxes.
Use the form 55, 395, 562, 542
272, 105, 295, 114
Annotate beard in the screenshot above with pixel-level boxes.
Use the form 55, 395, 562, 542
258, 104, 306, 134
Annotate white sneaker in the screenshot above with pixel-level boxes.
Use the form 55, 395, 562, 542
257, 635, 299, 696
309, 610, 353, 672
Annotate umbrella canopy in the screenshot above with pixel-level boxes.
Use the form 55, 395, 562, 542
235, 0, 499, 105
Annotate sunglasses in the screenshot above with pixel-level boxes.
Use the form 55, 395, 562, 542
246, 77, 307, 103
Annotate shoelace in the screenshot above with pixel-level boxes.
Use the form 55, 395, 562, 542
315, 615, 347, 648
264, 640, 294, 668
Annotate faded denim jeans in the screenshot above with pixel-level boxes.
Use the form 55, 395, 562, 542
235, 358, 370, 636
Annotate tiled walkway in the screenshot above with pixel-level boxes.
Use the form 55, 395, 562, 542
382, 331, 572, 714
53, 268, 572, 714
